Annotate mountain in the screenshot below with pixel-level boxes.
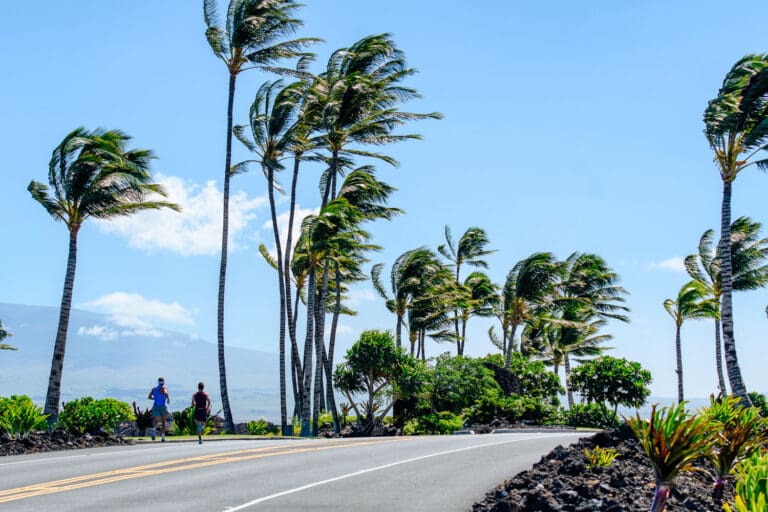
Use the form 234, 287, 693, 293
0, 303, 283, 422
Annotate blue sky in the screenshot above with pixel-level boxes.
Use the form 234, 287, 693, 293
2, 0, 768, 400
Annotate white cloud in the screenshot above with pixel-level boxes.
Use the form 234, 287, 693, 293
78, 325, 118, 341
80, 292, 194, 329
96, 174, 268, 256
346, 289, 377, 306
649, 257, 686, 273
261, 205, 317, 260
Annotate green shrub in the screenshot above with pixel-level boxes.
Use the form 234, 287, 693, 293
566, 403, 620, 429
132, 401, 153, 433
0, 395, 48, 439
171, 407, 216, 436
403, 411, 464, 435
748, 392, 768, 417
465, 389, 559, 425
59, 397, 133, 434
246, 418, 279, 436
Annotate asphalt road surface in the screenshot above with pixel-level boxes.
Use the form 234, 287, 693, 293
0, 432, 586, 511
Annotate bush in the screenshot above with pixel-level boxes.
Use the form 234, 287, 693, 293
584, 445, 619, 468
59, 397, 133, 434
465, 389, 559, 425
171, 407, 216, 436
566, 403, 620, 429
748, 392, 768, 417
246, 418, 279, 436
403, 411, 464, 435
0, 395, 48, 439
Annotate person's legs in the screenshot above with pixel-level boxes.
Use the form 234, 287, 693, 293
160, 408, 167, 442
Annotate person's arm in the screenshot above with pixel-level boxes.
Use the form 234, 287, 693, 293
206, 393, 211, 413
148, 388, 154, 400
164, 387, 170, 405
191, 394, 195, 408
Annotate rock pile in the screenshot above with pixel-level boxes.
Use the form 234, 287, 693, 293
471, 424, 734, 512
0, 430, 131, 456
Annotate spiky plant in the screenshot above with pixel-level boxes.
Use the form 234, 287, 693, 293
723, 450, 768, 512
627, 402, 713, 512
703, 395, 768, 504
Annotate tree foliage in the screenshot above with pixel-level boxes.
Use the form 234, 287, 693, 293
569, 356, 651, 413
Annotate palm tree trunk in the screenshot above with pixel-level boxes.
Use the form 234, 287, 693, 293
675, 324, 684, 403
266, 165, 289, 434
282, 155, 302, 435
719, 180, 750, 405
312, 259, 332, 435
459, 318, 467, 356
564, 354, 575, 409
505, 324, 519, 370
301, 268, 316, 437
44, 228, 79, 422
217, 72, 237, 434
326, 262, 343, 433
714, 317, 727, 395
395, 314, 402, 348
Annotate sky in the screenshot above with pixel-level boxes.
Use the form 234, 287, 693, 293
2, 0, 768, 401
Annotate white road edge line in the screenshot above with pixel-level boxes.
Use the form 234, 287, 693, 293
224, 433, 582, 511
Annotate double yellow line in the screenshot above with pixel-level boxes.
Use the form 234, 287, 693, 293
0, 438, 401, 504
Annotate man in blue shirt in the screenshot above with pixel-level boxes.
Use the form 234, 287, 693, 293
148, 377, 170, 442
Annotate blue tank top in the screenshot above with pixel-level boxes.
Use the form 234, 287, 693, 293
153, 385, 166, 406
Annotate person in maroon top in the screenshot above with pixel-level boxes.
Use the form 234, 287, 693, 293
191, 382, 211, 444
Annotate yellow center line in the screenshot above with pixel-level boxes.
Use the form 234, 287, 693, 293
0, 438, 407, 504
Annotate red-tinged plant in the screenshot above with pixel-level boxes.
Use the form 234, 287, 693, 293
627, 402, 713, 512
703, 395, 768, 505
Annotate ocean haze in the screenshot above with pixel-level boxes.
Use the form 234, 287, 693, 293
0, 302, 283, 422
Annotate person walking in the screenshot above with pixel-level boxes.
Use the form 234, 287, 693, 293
148, 377, 170, 442
191, 382, 211, 444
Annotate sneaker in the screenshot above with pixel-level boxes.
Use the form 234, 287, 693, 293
150, 428, 156, 442
161, 434, 166, 442
198, 440, 202, 445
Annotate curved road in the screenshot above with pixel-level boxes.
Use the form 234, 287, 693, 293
0, 432, 585, 511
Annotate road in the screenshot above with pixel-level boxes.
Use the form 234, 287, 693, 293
0, 432, 586, 511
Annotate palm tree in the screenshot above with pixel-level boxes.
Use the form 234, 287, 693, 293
497, 252, 559, 370
704, 53, 768, 404
438, 226, 494, 348
310, 33, 443, 206
664, 280, 716, 403
685, 217, 768, 394
203, 0, 318, 433
0, 320, 15, 351
456, 271, 498, 356
28, 127, 179, 422
554, 252, 630, 407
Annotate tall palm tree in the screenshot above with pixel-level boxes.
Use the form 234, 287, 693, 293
0, 320, 15, 351
498, 252, 559, 370
28, 127, 179, 422
438, 226, 494, 348
704, 53, 768, 404
456, 271, 498, 356
554, 252, 630, 407
664, 280, 716, 403
685, 217, 768, 394
203, 0, 318, 433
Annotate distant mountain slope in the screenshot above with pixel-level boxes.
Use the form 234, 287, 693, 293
0, 303, 282, 422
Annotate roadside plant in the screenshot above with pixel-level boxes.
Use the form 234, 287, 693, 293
627, 402, 713, 512
569, 356, 652, 415
173, 407, 219, 436
132, 401, 154, 433
0, 395, 48, 439
566, 403, 620, 429
748, 392, 768, 417
403, 411, 463, 436
59, 397, 133, 435
703, 395, 768, 503
584, 445, 618, 469
723, 450, 768, 512
246, 418, 279, 436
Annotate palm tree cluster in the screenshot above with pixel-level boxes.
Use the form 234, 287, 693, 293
204, 0, 442, 435
664, 216, 768, 403
373, 228, 630, 408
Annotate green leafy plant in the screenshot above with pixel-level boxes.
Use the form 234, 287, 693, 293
703, 395, 768, 504
246, 418, 279, 436
0, 395, 48, 439
723, 450, 768, 512
566, 403, 620, 429
569, 356, 652, 414
584, 445, 618, 469
465, 388, 558, 425
627, 402, 713, 512
748, 392, 768, 417
59, 397, 133, 434
171, 407, 216, 436
403, 411, 464, 435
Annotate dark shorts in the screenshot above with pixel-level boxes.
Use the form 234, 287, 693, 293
194, 408, 208, 422
152, 405, 168, 418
